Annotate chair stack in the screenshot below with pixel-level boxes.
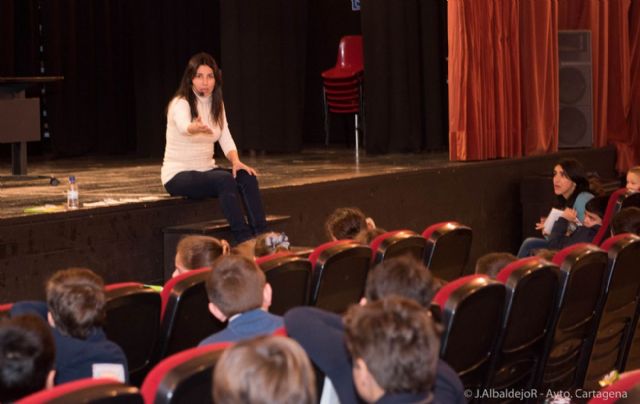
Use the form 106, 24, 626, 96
321, 35, 364, 154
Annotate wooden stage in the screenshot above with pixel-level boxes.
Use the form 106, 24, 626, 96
0, 147, 619, 301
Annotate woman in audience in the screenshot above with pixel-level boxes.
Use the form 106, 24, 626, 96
213, 335, 316, 404
517, 158, 600, 257
173, 235, 229, 278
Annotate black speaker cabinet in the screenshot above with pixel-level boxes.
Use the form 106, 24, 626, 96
558, 30, 593, 148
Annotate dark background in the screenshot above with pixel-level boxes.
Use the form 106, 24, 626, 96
0, 0, 449, 159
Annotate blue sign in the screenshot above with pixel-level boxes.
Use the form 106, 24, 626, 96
351, 0, 360, 11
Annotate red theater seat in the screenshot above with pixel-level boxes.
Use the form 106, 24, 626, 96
369, 229, 426, 266
580, 234, 640, 389
533, 243, 608, 392
434, 274, 505, 390
422, 221, 473, 281
588, 369, 640, 404
156, 268, 224, 360
17, 378, 142, 404
593, 188, 628, 245
104, 282, 162, 385
256, 253, 312, 315
308, 240, 371, 314
141, 343, 230, 404
486, 257, 560, 393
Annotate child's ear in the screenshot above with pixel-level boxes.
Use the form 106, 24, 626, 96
262, 283, 273, 310
208, 302, 227, 322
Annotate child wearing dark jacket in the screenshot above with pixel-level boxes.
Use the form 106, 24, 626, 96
548, 196, 608, 250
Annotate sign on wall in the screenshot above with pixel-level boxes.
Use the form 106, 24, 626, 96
351, 0, 360, 11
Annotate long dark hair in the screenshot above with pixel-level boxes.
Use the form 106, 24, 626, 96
172, 52, 224, 128
553, 158, 591, 209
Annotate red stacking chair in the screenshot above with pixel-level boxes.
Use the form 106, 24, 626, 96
593, 188, 628, 245
17, 378, 142, 404
141, 343, 230, 404
433, 274, 505, 390
321, 35, 365, 153
485, 257, 560, 394
422, 221, 473, 281
579, 234, 640, 389
588, 369, 640, 404
0, 302, 12, 319
308, 240, 371, 314
369, 229, 426, 266
156, 268, 224, 360
533, 243, 609, 392
104, 283, 162, 386
256, 252, 312, 315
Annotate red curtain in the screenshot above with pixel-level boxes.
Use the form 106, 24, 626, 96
449, 0, 640, 171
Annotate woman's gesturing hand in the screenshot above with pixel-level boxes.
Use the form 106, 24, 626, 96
187, 116, 213, 135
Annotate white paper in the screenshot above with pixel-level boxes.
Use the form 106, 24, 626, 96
543, 208, 564, 235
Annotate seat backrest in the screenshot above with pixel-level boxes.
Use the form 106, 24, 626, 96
0, 302, 12, 319
593, 188, 627, 245
486, 257, 560, 392
104, 283, 162, 386
533, 243, 608, 392
141, 343, 229, 404
17, 378, 142, 404
369, 230, 426, 265
587, 369, 640, 404
157, 269, 225, 360
337, 35, 363, 70
433, 274, 505, 389
256, 253, 312, 315
580, 234, 640, 389
308, 240, 372, 314
422, 221, 473, 281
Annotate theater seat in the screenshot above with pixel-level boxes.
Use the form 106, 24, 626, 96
369, 230, 426, 266
0, 302, 12, 319
486, 257, 560, 393
534, 243, 608, 392
580, 234, 640, 390
17, 378, 142, 404
587, 369, 640, 404
593, 188, 628, 245
433, 274, 505, 390
256, 253, 312, 315
141, 343, 230, 404
308, 240, 371, 314
156, 268, 224, 360
104, 283, 162, 386
422, 221, 472, 281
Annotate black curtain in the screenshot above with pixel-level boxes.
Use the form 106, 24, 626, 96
220, 0, 308, 152
360, 0, 448, 153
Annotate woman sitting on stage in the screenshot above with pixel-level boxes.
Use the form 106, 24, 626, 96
517, 158, 600, 258
161, 52, 267, 246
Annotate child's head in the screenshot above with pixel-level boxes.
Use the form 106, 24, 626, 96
534, 249, 558, 261
325, 207, 369, 240
611, 207, 640, 235
583, 196, 608, 228
344, 297, 439, 403
174, 236, 229, 278
205, 255, 271, 321
0, 315, 55, 402
46, 268, 105, 339
474, 252, 517, 279
213, 335, 316, 404
626, 167, 640, 194
364, 257, 436, 308
254, 232, 290, 258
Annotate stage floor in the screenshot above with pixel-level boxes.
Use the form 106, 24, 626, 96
0, 149, 451, 220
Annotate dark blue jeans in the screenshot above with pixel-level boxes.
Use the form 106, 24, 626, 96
164, 168, 268, 244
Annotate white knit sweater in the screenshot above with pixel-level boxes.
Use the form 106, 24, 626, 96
161, 93, 237, 185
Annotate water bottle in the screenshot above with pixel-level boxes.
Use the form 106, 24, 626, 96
67, 175, 79, 209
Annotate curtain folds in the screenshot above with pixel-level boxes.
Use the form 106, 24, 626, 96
449, 0, 639, 170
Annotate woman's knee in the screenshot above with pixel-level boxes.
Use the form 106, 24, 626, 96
236, 170, 259, 187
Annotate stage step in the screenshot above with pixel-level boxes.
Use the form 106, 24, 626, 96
162, 214, 290, 281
